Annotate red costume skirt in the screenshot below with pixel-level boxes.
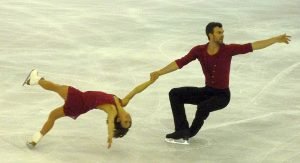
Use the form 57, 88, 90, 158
63, 86, 115, 119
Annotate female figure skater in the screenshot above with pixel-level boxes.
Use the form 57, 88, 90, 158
23, 69, 154, 149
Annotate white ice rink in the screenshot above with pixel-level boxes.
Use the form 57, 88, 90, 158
1, 0, 300, 162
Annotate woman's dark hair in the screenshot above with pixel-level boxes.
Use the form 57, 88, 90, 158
205, 22, 222, 40
113, 121, 130, 138
107, 117, 131, 138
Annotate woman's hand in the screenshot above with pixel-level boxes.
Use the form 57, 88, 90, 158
107, 136, 113, 149
150, 71, 160, 82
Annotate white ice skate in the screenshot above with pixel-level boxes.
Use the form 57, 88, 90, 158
26, 132, 43, 149
26, 141, 37, 149
165, 138, 189, 145
22, 69, 42, 86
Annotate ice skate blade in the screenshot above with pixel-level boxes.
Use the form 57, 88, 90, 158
165, 138, 189, 145
22, 69, 34, 86
26, 141, 36, 149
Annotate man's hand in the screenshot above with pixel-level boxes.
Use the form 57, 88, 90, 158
276, 34, 291, 44
150, 61, 179, 80
107, 137, 112, 149
252, 34, 291, 50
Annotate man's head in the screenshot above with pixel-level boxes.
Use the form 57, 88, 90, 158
206, 22, 224, 44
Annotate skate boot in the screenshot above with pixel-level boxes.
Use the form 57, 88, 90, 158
26, 132, 43, 149
165, 129, 190, 145
22, 69, 42, 86
26, 141, 37, 149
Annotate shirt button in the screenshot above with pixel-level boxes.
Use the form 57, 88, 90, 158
214, 65, 217, 67
211, 76, 215, 78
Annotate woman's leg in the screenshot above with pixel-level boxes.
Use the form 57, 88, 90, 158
24, 69, 69, 100
38, 79, 69, 100
27, 106, 65, 148
40, 106, 65, 135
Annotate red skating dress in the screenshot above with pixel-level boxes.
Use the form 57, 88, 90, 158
63, 86, 115, 119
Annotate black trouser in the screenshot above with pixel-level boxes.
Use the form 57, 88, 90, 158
168, 86, 231, 137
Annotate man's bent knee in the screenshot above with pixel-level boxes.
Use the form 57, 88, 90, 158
169, 88, 179, 97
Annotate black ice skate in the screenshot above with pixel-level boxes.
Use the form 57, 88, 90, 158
165, 129, 190, 145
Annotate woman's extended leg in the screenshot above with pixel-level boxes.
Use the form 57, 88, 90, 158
27, 106, 65, 148
24, 69, 69, 100
25, 70, 69, 148
40, 106, 65, 135
38, 79, 69, 100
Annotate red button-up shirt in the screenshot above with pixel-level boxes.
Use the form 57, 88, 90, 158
175, 43, 253, 89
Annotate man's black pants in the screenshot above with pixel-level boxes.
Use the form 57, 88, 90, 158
169, 86, 231, 137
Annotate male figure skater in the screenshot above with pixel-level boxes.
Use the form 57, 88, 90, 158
150, 22, 291, 144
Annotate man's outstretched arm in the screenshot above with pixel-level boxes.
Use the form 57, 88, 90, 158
251, 34, 291, 50
150, 61, 179, 81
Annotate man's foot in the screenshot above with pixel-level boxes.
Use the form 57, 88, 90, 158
165, 130, 190, 145
189, 128, 199, 138
165, 138, 189, 145
22, 69, 42, 86
166, 129, 190, 139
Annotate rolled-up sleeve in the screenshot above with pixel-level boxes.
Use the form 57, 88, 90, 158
175, 46, 199, 69
229, 43, 253, 56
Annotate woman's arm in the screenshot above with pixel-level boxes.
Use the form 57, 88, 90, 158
114, 96, 125, 114
106, 106, 117, 149
121, 80, 154, 106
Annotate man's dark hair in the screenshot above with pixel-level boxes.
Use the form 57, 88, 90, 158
206, 22, 222, 40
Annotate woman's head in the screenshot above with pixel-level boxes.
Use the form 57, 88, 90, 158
120, 113, 132, 128
113, 114, 132, 138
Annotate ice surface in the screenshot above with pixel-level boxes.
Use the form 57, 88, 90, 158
1, 0, 300, 162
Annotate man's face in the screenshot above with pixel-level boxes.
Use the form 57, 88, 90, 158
210, 27, 224, 44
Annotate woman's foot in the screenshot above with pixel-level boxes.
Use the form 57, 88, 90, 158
26, 132, 43, 149
23, 69, 42, 86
